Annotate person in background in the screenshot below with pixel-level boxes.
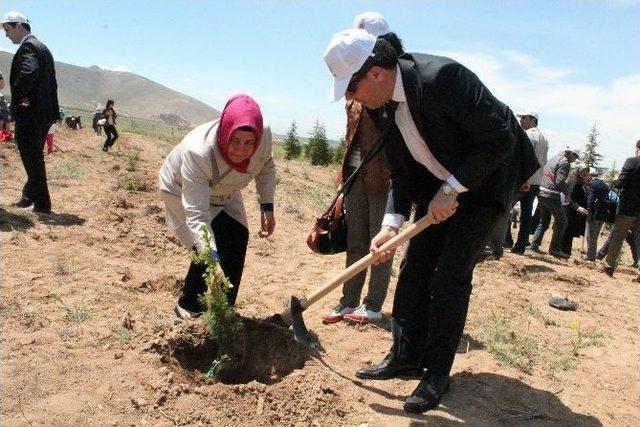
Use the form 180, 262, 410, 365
560, 166, 589, 256
158, 94, 276, 318
0, 93, 10, 131
512, 110, 549, 254
92, 106, 103, 135
584, 169, 611, 261
44, 121, 56, 154
101, 99, 118, 152
600, 140, 640, 277
530, 147, 581, 258
323, 12, 402, 325
481, 109, 548, 260
2, 11, 60, 214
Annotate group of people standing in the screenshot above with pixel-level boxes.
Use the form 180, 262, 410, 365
482, 106, 640, 280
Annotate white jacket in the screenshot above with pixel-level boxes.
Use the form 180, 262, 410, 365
158, 120, 276, 251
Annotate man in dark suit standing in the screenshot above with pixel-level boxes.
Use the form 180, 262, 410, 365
2, 11, 59, 214
601, 140, 640, 278
324, 29, 539, 413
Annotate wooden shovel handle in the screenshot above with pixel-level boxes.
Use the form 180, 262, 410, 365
281, 214, 433, 318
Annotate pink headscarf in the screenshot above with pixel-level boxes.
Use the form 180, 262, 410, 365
217, 94, 263, 173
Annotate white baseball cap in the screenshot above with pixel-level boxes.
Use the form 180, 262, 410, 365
516, 109, 539, 121
353, 11, 389, 37
1, 11, 29, 25
324, 28, 377, 102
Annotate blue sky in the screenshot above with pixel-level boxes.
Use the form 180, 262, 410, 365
1, 0, 638, 168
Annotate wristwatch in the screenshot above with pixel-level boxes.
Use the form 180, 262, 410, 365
440, 182, 458, 197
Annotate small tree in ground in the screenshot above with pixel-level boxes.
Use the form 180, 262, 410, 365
283, 120, 301, 160
305, 120, 333, 166
190, 226, 242, 377
583, 123, 604, 169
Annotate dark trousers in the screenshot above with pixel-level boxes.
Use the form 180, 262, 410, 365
103, 125, 119, 148
15, 118, 52, 211
392, 199, 501, 375
598, 224, 639, 267
180, 211, 249, 311
513, 185, 540, 251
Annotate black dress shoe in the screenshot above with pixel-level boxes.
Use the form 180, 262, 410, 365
355, 351, 422, 380
404, 373, 450, 414
12, 198, 33, 208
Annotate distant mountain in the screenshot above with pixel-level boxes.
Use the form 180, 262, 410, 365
0, 51, 220, 126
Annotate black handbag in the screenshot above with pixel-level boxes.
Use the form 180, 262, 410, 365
306, 126, 389, 255
592, 198, 617, 223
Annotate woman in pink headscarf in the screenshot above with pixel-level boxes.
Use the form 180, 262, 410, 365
159, 94, 277, 318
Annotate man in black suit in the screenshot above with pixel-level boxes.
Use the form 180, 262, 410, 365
2, 11, 59, 214
324, 29, 539, 413
601, 140, 640, 277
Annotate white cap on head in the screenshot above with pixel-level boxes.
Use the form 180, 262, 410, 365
323, 28, 376, 102
516, 109, 539, 121
353, 11, 389, 37
565, 146, 581, 157
1, 11, 29, 25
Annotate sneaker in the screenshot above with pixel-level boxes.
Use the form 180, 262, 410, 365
322, 305, 356, 324
549, 249, 570, 259
343, 304, 383, 324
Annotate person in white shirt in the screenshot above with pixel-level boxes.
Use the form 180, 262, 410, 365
158, 94, 276, 318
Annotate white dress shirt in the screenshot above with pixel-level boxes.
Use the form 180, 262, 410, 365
382, 65, 467, 229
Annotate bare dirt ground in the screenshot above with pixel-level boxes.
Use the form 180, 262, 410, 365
1, 128, 639, 426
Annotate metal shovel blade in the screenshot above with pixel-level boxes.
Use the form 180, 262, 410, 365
289, 296, 316, 348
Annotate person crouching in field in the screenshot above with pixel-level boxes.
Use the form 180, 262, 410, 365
158, 94, 276, 318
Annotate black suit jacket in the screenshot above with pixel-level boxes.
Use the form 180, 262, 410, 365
9, 34, 60, 125
586, 178, 610, 210
614, 156, 640, 216
384, 53, 540, 218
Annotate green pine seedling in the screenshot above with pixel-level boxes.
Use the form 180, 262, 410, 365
190, 226, 243, 377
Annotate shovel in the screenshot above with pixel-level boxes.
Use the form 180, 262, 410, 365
267, 214, 434, 347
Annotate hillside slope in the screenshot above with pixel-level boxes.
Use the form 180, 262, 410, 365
0, 51, 219, 125
1, 129, 638, 426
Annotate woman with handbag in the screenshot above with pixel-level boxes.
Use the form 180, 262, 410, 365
158, 94, 276, 318
322, 13, 404, 325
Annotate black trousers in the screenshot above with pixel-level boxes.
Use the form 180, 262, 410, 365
15, 118, 52, 211
181, 211, 249, 310
103, 125, 119, 148
392, 199, 501, 376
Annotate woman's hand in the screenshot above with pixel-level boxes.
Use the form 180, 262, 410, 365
370, 226, 398, 265
259, 211, 275, 238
